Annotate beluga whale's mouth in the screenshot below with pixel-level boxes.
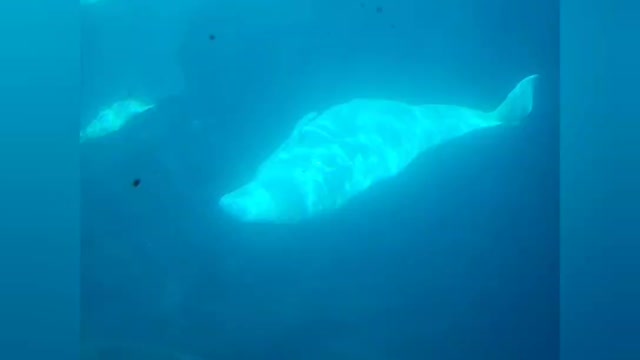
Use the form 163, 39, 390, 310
218, 182, 277, 223
219, 192, 251, 220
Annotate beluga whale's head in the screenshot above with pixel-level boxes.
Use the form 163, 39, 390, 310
218, 174, 309, 224
219, 127, 330, 224
219, 181, 277, 223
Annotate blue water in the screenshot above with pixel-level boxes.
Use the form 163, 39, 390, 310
81, 0, 558, 358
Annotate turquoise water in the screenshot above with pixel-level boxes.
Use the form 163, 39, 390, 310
80, 0, 558, 359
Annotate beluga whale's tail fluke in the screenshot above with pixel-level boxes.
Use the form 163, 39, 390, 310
491, 74, 539, 125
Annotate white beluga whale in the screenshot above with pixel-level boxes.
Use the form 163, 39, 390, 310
80, 98, 155, 143
219, 75, 539, 223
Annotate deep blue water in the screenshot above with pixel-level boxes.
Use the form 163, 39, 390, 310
80, 0, 559, 359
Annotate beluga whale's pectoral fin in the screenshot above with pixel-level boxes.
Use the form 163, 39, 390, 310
492, 74, 539, 125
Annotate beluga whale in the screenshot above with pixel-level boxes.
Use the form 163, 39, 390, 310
80, 98, 155, 143
219, 75, 539, 224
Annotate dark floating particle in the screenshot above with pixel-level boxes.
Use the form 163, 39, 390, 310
360, 2, 365, 7
132, 178, 141, 188
208, 34, 216, 41
376, 6, 383, 13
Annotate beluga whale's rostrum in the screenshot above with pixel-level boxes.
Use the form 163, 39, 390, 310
220, 75, 539, 224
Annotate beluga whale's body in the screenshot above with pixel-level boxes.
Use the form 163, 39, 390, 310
220, 75, 539, 223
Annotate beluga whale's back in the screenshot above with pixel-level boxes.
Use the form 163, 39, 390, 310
220, 75, 539, 223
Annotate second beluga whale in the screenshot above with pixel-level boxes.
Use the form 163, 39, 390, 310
80, 98, 155, 143
220, 75, 539, 224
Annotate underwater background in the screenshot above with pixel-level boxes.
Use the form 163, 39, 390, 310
80, 0, 559, 359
